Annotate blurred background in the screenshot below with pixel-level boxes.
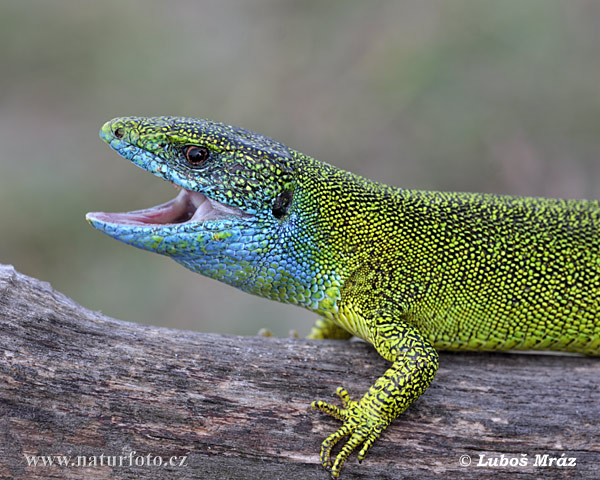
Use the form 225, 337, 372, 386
1, 0, 599, 336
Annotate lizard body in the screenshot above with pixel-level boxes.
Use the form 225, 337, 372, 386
87, 116, 600, 478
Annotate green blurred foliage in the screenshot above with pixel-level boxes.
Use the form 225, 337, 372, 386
1, 0, 599, 336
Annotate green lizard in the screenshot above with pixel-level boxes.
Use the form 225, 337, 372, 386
87, 116, 600, 478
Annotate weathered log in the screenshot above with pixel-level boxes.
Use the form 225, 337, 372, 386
0, 263, 598, 479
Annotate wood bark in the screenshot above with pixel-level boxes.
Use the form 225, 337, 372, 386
0, 263, 598, 479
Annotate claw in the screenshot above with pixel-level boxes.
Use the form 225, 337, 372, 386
335, 386, 350, 404
312, 400, 342, 420
357, 426, 382, 461
312, 387, 387, 478
321, 421, 352, 467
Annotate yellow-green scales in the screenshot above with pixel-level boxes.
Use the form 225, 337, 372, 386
88, 117, 600, 478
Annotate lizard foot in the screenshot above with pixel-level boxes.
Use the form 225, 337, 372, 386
311, 387, 386, 478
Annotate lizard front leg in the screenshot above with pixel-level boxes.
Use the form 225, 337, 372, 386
312, 316, 439, 478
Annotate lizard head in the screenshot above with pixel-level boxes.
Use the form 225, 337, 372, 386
87, 116, 308, 298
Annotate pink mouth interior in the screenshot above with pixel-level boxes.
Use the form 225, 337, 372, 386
87, 189, 246, 226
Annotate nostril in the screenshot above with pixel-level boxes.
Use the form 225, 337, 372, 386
114, 127, 125, 139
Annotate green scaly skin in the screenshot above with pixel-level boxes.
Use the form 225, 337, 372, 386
87, 116, 600, 478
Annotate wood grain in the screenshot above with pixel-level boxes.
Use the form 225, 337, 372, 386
0, 264, 598, 479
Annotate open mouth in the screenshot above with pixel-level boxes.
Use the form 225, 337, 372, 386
87, 188, 250, 227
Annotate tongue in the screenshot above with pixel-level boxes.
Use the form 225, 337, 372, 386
192, 195, 246, 221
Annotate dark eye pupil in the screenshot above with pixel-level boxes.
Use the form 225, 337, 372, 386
114, 127, 124, 139
185, 146, 209, 166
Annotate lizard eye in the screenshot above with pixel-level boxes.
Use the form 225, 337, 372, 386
184, 146, 210, 166
114, 127, 124, 139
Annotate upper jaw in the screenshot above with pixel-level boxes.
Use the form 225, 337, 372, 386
91, 122, 252, 229
86, 188, 251, 228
